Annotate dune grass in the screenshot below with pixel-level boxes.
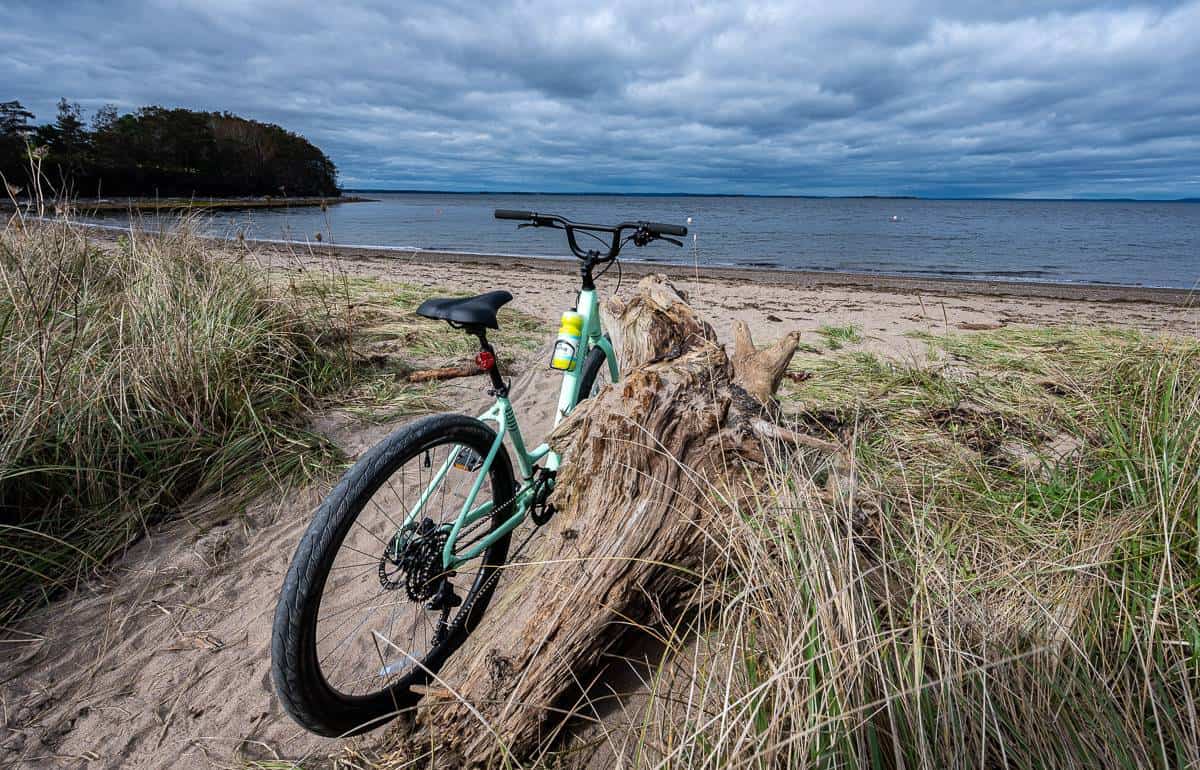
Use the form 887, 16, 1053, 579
286, 274, 545, 422
353, 325, 1196, 769
0, 221, 356, 623
815, 322, 863, 350
607, 327, 1198, 768
0, 220, 547, 626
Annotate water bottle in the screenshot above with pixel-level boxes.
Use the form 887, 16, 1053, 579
550, 311, 583, 371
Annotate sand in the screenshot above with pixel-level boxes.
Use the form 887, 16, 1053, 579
276, 244, 1197, 361
1, 241, 1196, 769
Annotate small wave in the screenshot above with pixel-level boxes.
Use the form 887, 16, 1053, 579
55, 218, 1193, 290
898, 267, 1058, 278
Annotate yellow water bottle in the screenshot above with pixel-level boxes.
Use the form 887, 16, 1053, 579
550, 311, 583, 371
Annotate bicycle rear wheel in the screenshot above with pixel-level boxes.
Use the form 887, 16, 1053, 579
271, 413, 514, 736
577, 343, 613, 403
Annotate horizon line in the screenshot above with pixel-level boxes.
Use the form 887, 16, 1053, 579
342, 188, 1200, 203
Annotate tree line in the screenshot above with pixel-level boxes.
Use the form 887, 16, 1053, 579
1, 99, 340, 199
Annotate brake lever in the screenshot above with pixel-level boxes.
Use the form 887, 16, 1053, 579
660, 236, 683, 247
517, 223, 536, 229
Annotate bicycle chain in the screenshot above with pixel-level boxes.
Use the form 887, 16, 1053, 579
442, 479, 550, 638
382, 467, 555, 647
449, 521, 542, 638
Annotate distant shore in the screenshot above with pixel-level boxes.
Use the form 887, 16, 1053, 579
0, 195, 374, 213
345, 189, 1200, 203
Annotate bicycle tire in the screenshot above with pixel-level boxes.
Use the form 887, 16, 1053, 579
271, 413, 514, 737
576, 343, 613, 404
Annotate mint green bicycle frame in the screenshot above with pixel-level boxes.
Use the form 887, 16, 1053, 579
394, 286, 619, 571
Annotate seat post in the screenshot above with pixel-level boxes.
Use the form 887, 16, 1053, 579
471, 328, 508, 396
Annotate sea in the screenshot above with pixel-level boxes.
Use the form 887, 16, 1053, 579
87, 192, 1200, 289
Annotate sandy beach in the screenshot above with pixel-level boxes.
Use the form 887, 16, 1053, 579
265, 241, 1198, 358
2, 234, 1196, 769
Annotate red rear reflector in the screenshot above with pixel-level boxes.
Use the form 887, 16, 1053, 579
476, 350, 496, 370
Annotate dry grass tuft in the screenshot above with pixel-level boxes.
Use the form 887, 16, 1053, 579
286, 274, 544, 422
0, 220, 353, 623
0, 217, 548, 626
608, 327, 1200, 768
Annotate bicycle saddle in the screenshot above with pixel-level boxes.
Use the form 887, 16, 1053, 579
416, 290, 513, 329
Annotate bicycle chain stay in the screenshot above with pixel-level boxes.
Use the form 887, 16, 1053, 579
440, 470, 557, 639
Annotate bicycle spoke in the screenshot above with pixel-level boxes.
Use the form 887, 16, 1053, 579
318, 593, 403, 647
385, 477, 411, 524
329, 562, 379, 574
320, 600, 384, 668
309, 432, 504, 701
351, 516, 391, 549
368, 494, 403, 535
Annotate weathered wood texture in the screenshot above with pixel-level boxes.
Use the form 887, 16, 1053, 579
404, 362, 484, 382
403, 275, 804, 766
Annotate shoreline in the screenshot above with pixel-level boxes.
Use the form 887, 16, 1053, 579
253, 234, 1197, 367
281, 239, 1197, 307
1, 195, 374, 213
47, 222, 1200, 306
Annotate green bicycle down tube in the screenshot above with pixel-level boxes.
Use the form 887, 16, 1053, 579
441, 411, 510, 568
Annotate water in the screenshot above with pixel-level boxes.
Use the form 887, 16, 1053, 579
92, 193, 1200, 289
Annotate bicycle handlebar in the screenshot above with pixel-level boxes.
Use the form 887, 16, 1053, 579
494, 209, 535, 221
492, 209, 687, 260
640, 221, 687, 236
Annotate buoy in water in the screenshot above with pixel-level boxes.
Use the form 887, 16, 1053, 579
890, 215, 899, 222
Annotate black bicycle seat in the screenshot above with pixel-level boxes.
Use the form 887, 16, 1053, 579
416, 290, 513, 329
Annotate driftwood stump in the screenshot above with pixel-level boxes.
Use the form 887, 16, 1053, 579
403, 275, 805, 766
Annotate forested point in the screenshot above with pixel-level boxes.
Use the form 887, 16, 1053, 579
0, 99, 340, 198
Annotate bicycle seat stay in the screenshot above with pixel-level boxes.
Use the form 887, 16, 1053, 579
416, 290, 513, 329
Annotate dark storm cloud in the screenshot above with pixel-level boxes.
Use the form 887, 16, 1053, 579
3, 0, 1198, 197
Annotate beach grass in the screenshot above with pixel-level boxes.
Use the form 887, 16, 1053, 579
599, 326, 1199, 768
285, 274, 545, 421
815, 322, 863, 350
357, 325, 1198, 769
0, 220, 354, 623
356, 324, 1198, 769
0, 219, 544, 625
290, 274, 544, 362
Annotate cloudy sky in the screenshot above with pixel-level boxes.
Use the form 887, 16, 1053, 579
3, 1, 1198, 197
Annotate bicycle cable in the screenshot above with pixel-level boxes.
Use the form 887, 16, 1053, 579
450, 516, 543, 636
592, 232, 635, 288
576, 228, 611, 249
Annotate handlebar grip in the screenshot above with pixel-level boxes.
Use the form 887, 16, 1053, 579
643, 221, 687, 237
494, 209, 535, 221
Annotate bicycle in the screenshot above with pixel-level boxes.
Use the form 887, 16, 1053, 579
270, 209, 687, 736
